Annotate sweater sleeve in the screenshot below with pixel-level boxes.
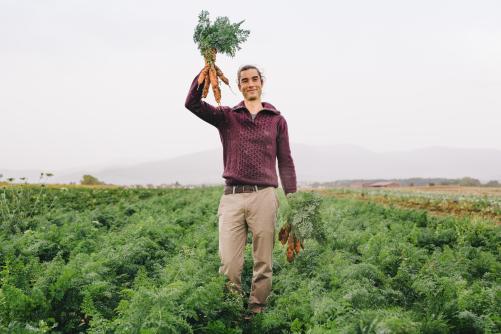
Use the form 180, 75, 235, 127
184, 74, 226, 128
276, 117, 297, 195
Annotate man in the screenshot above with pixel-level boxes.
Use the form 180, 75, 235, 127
184, 65, 297, 317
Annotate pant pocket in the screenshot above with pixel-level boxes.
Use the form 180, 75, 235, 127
273, 189, 280, 209
217, 194, 225, 216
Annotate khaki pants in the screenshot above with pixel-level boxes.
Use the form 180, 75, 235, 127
217, 186, 280, 306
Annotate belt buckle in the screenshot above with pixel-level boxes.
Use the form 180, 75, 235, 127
228, 184, 259, 194
246, 185, 257, 193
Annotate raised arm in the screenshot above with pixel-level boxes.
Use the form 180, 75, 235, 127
184, 73, 226, 128
276, 117, 297, 195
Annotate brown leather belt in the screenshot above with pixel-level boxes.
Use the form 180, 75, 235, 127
224, 184, 269, 195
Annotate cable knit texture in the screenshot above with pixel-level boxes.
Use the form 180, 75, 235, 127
184, 74, 297, 194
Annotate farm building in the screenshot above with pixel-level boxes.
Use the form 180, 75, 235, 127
350, 181, 401, 188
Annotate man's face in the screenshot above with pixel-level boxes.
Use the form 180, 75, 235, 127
238, 69, 263, 101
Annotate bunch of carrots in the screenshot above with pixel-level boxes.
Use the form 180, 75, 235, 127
277, 192, 324, 263
193, 10, 250, 105
197, 48, 229, 104
279, 223, 304, 262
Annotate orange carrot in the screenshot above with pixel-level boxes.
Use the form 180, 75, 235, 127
287, 234, 294, 251
209, 65, 218, 88
198, 65, 209, 86
202, 70, 210, 98
279, 226, 288, 245
215, 65, 229, 85
295, 239, 301, 254
213, 84, 221, 104
209, 65, 220, 104
287, 246, 294, 262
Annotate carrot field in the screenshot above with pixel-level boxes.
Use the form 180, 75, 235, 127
0, 185, 499, 333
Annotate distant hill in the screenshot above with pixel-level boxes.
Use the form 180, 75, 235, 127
3, 145, 501, 185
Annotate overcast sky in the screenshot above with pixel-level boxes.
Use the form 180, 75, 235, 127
1, 0, 500, 171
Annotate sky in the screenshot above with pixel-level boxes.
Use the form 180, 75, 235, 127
1, 0, 500, 171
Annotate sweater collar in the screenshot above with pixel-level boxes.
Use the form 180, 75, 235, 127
231, 101, 281, 115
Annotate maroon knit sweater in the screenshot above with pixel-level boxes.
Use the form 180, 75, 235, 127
184, 74, 297, 195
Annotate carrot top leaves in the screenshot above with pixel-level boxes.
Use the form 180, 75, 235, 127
278, 192, 325, 262
193, 10, 250, 60
283, 192, 325, 243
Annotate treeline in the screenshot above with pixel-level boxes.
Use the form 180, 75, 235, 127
307, 177, 500, 188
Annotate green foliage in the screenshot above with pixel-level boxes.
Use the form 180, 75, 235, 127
0, 186, 499, 333
0, 173, 57, 233
193, 10, 250, 59
459, 176, 482, 186
281, 191, 325, 242
80, 174, 104, 185
485, 180, 500, 187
